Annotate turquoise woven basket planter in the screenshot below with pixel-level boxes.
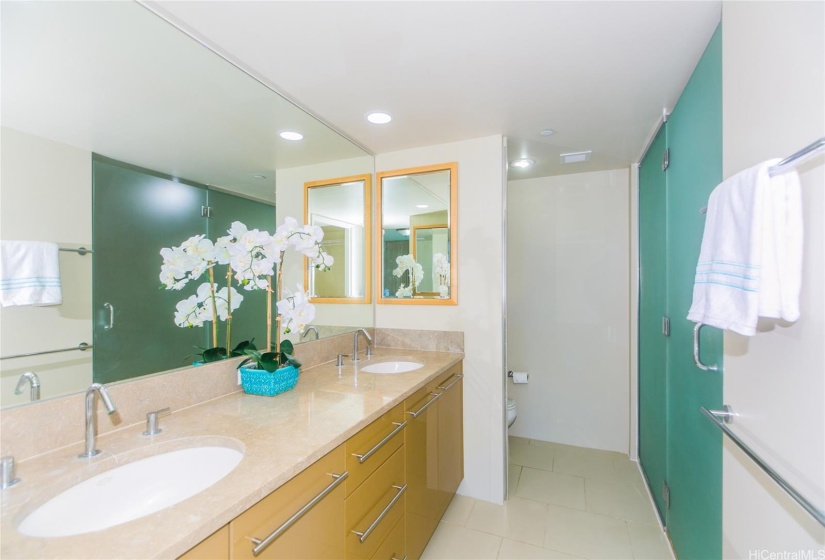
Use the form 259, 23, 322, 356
239, 364, 300, 397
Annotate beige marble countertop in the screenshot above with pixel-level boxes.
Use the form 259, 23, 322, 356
0, 348, 463, 559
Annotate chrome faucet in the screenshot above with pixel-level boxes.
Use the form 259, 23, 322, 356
352, 329, 373, 362
302, 326, 319, 341
79, 383, 117, 459
14, 371, 40, 402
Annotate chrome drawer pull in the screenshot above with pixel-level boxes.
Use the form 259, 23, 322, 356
391, 556, 408, 560
352, 421, 407, 464
437, 373, 464, 391
352, 483, 407, 543
407, 393, 441, 418
249, 471, 348, 556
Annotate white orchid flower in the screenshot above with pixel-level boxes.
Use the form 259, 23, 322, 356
174, 295, 203, 327
227, 221, 248, 239
276, 284, 316, 334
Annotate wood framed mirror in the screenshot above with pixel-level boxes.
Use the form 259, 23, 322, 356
304, 174, 372, 304
376, 162, 457, 305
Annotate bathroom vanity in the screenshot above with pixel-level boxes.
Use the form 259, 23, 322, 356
0, 348, 464, 560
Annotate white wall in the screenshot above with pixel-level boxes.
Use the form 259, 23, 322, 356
722, 2, 825, 555
275, 155, 375, 343
0, 127, 93, 406
375, 135, 507, 504
507, 169, 630, 453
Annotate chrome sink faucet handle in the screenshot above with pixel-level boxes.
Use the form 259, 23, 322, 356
352, 329, 372, 362
79, 383, 117, 459
14, 371, 40, 402
0, 456, 20, 489
143, 407, 171, 436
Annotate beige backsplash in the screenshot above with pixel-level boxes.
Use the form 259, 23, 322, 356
0, 328, 462, 463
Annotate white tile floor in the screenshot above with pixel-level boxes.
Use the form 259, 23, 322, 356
420, 437, 674, 560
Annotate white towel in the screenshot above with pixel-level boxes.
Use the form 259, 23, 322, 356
687, 159, 803, 336
0, 241, 63, 307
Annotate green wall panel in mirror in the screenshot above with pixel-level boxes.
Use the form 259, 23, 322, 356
0, 1, 373, 408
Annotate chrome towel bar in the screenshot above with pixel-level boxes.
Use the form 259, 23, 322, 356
701, 407, 825, 527
0, 342, 92, 361
768, 136, 825, 177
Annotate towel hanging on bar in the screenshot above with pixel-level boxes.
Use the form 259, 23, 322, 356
687, 160, 803, 336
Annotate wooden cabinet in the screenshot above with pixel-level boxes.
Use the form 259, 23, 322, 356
436, 366, 464, 519
346, 403, 406, 497
179, 525, 229, 560
405, 363, 464, 560
178, 361, 462, 560
346, 446, 406, 559
230, 445, 347, 560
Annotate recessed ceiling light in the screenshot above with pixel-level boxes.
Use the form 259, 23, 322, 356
415, 204, 429, 209
253, 174, 267, 180
539, 129, 555, 137
279, 131, 303, 141
511, 158, 534, 169
560, 150, 592, 164
367, 112, 392, 124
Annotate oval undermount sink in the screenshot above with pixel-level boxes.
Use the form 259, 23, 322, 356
360, 361, 424, 374
18, 446, 243, 538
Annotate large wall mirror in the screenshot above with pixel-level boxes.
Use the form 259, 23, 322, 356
304, 175, 372, 304
0, 2, 374, 408
376, 163, 457, 305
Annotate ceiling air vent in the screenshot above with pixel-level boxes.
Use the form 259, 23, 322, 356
560, 150, 592, 164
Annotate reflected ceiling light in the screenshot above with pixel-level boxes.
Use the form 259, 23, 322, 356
367, 112, 392, 124
252, 174, 267, 180
511, 158, 534, 169
560, 150, 592, 164
539, 129, 555, 137
416, 204, 429, 208
279, 131, 303, 141
396, 228, 410, 236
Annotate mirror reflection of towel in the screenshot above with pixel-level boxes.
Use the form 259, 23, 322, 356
0, 241, 63, 307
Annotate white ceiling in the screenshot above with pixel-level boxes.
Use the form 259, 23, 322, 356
146, 0, 722, 180
1, 1, 368, 204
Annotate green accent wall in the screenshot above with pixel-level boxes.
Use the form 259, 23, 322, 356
638, 24, 723, 560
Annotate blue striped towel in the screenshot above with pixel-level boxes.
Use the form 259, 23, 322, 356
0, 241, 62, 307
687, 159, 803, 336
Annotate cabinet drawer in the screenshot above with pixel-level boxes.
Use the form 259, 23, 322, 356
231, 445, 347, 560
346, 402, 405, 497
370, 514, 406, 560
346, 446, 406, 559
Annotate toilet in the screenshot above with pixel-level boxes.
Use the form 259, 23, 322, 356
506, 397, 518, 428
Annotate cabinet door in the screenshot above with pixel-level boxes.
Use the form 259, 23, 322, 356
436, 366, 463, 518
404, 385, 441, 560
231, 445, 346, 560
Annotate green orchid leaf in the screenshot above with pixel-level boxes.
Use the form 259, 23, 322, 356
280, 340, 294, 355
285, 354, 302, 368
231, 339, 257, 356
259, 352, 281, 372
202, 347, 227, 362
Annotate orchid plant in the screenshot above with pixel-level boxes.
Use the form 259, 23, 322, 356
393, 254, 424, 298
433, 252, 450, 298
160, 218, 333, 370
